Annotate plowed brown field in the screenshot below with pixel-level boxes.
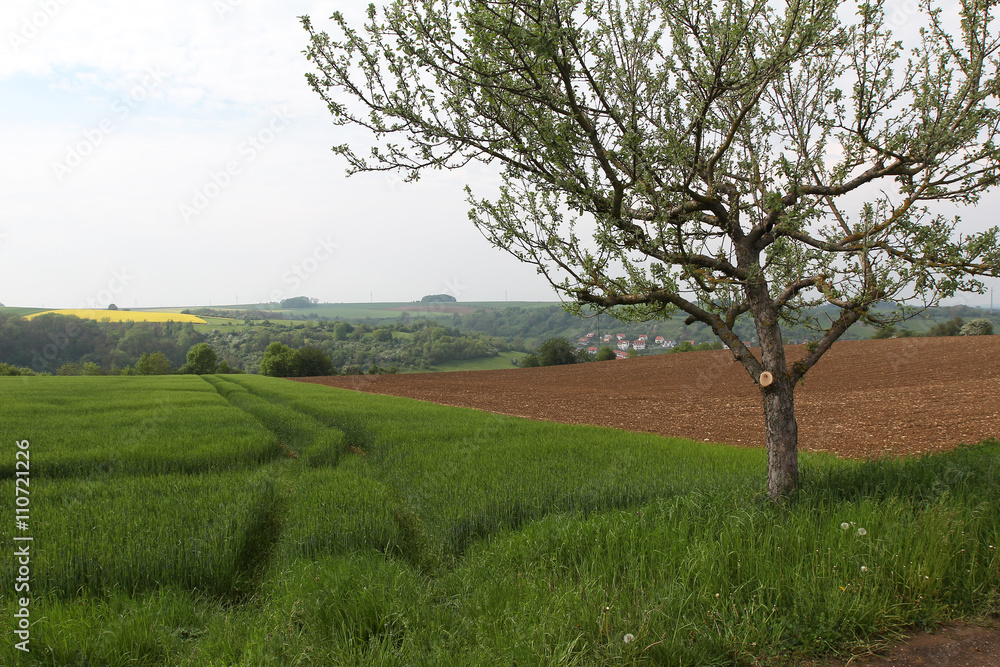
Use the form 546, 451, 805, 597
296, 336, 999, 458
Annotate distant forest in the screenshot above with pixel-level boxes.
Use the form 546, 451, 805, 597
0, 303, 995, 376
0, 312, 507, 375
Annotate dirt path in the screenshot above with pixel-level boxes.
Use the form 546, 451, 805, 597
804, 621, 1000, 666
297, 336, 999, 458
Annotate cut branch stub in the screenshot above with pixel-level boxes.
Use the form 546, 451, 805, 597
759, 371, 774, 387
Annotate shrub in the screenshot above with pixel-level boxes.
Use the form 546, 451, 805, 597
296, 347, 335, 377
82, 362, 104, 376
0, 363, 35, 376
925, 316, 964, 337
960, 319, 994, 336
135, 352, 173, 376
216, 359, 244, 374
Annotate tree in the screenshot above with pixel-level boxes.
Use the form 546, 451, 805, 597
595, 346, 616, 361
295, 346, 336, 376
135, 352, 174, 375
332, 322, 351, 341
960, 318, 994, 335
303, 1, 1000, 499
260, 341, 298, 377
519, 352, 541, 367
107, 303, 118, 311
421, 294, 457, 303
537, 337, 577, 366
280, 296, 317, 309
184, 343, 218, 375
925, 317, 965, 337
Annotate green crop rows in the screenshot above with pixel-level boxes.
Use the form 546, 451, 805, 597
1, 375, 997, 665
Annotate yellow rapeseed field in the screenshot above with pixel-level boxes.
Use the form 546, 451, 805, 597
24, 309, 207, 324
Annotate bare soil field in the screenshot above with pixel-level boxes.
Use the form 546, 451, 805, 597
296, 336, 999, 459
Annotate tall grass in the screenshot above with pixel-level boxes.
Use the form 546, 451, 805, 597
440, 468, 1000, 665
277, 460, 407, 563
0, 469, 279, 600
0, 375, 996, 666
227, 375, 764, 560
0, 376, 282, 478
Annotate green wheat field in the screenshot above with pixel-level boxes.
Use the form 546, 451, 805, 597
1, 375, 997, 665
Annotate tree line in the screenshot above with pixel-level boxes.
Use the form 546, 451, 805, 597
0, 312, 508, 377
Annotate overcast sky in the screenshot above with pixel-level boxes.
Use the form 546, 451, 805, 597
1, 1, 996, 310
0, 0, 560, 309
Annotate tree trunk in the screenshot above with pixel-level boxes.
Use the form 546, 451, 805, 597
742, 258, 800, 500
762, 375, 799, 500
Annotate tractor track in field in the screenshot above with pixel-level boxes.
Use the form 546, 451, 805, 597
294, 336, 999, 460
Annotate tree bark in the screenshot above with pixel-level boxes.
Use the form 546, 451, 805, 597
762, 375, 799, 500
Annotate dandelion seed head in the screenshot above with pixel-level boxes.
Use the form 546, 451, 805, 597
624, 633, 635, 644
840, 522, 850, 530
861, 566, 868, 573
857, 528, 867, 536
